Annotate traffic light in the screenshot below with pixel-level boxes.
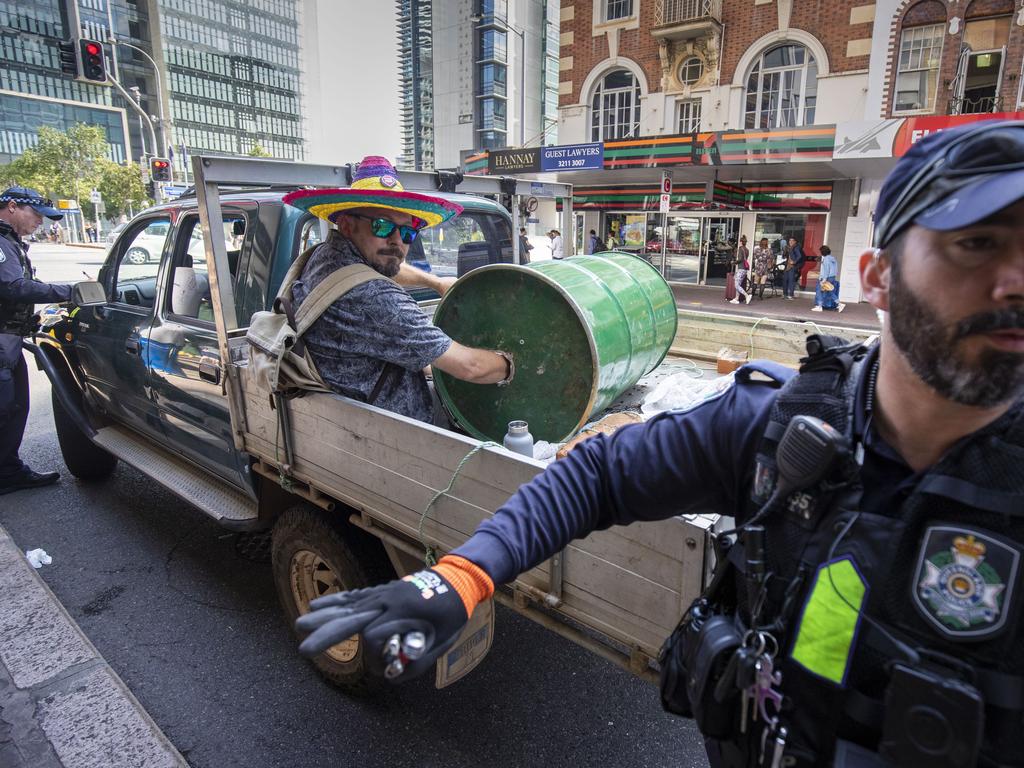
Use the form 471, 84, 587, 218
150, 157, 171, 182
145, 181, 156, 200
57, 39, 79, 77
79, 38, 106, 82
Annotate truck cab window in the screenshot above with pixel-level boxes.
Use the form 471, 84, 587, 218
110, 218, 170, 307
410, 210, 512, 278
166, 213, 246, 323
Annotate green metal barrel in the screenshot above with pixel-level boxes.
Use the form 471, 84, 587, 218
432, 252, 678, 443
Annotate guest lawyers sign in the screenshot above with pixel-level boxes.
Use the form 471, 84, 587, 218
540, 143, 603, 171
488, 143, 604, 174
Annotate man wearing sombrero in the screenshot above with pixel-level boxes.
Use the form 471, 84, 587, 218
282, 156, 512, 423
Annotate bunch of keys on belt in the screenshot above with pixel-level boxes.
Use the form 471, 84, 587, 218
382, 631, 427, 679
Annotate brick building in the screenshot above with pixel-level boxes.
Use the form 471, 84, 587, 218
534, 0, 1024, 302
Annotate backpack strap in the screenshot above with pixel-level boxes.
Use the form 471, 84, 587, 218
282, 256, 402, 406
292, 263, 390, 338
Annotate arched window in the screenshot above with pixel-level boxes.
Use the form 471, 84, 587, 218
591, 69, 641, 141
744, 44, 818, 129
893, 1, 947, 112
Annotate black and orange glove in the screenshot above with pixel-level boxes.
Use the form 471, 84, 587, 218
295, 555, 494, 683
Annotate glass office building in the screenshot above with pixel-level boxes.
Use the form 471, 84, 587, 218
0, 0, 130, 164
397, 0, 434, 170
159, 0, 305, 162
0, 0, 306, 168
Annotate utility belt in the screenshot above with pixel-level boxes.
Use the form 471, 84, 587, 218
659, 590, 995, 767
0, 314, 40, 337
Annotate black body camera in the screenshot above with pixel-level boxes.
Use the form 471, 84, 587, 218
879, 664, 984, 768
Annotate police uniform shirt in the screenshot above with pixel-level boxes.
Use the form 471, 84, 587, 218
452, 349, 1012, 603
0, 221, 71, 366
291, 230, 453, 423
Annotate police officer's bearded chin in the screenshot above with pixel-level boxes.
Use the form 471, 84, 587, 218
884, 208, 1024, 408
337, 208, 411, 278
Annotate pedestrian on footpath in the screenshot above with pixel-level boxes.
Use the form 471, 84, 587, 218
548, 229, 563, 260
518, 227, 533, 264
782, 236, 805, 300
0, 187, 72, 495
811, 245, 845, 313
730, 235, 752, 304
751, 237, 773, 299
587, 229, 599, 254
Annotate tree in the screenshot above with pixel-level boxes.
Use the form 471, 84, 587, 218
93, 160, 149, 220
248, 143, 272, 158
0, 124, 108, 203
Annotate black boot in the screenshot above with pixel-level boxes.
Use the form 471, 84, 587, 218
0, 470, 60, 496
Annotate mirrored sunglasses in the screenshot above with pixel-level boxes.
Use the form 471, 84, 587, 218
349, 213, 419, 244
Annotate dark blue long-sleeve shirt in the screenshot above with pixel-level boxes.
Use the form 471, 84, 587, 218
452, 362, 793, 584
0, 225, 72, 365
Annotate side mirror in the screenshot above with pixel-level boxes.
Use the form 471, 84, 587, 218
72, 281, 107, 307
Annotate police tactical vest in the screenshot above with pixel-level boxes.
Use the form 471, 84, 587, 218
0, 222, 35, 334
742, 337, 1024, 767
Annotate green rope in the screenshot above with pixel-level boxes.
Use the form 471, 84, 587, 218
419, 441, 500, 566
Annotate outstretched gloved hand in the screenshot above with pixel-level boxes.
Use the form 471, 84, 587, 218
295, 555, 494, 683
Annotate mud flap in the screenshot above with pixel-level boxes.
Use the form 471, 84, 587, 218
435, 597, 495, 688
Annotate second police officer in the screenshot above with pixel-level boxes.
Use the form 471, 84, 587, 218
296, 122, 1024, 767
0, 187, 72, 496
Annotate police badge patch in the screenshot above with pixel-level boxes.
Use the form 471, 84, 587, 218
913, 526, 1020, 639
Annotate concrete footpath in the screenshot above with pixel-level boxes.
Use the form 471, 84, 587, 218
0, 524, 187, 768
671, 282, 881, 331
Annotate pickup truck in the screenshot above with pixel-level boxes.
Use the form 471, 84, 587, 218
29, 157, 716, 692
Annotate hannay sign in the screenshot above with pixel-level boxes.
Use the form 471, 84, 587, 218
488, 148, 541, 173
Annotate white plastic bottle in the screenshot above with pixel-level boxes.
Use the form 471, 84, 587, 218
503, 420, 534, 458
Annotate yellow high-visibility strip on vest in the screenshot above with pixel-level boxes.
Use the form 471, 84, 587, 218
790, 557, 866, 685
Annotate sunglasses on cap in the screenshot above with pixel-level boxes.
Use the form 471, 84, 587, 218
874, 121, 1024, 248
347, 213, 420, 244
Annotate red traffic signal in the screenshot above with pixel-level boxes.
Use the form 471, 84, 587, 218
79, 38, 106, 82
150, 157, 172, 182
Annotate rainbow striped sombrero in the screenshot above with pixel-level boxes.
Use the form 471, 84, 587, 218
282, 156, 463, 229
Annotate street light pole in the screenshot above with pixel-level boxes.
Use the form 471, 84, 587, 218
108, 37, 173, 179
109, 77, 163, 203
511, 25, 526, 148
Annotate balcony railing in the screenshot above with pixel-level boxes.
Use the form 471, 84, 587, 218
947, 95, 1003, 115
655, 0, 722, 26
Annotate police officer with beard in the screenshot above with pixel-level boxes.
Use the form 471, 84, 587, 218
295, 122, 1024, 767
0, 187, 72, 496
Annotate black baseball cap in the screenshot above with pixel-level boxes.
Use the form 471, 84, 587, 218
873, 120, 1024, 248
0, 186, 63, 220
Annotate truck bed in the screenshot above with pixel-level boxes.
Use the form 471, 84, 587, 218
237, 358, 718, 677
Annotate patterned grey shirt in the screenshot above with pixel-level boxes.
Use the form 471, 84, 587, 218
291, 231, 452, 423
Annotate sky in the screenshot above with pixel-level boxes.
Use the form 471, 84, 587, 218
304, 0, 402, 165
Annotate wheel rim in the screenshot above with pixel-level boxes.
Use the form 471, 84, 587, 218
290, 549, 359, 663
127, 248, 147, 264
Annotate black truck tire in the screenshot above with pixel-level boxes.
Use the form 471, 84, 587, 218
271, 503, 396, 693
51, 390, 118, 481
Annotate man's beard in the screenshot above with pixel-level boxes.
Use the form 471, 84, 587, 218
370, 247, 402, 277
888, 262, 1024, 407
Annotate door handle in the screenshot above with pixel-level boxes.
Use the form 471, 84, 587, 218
125, 338, 140, 354
199, 360, 221, 384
